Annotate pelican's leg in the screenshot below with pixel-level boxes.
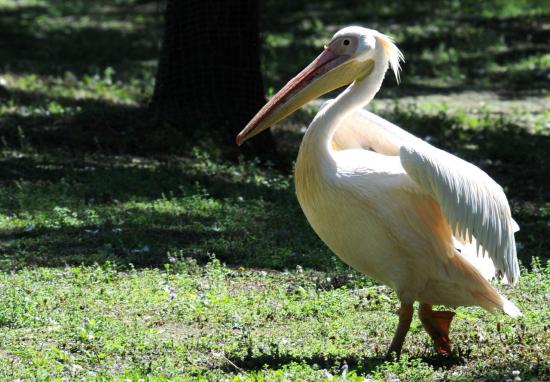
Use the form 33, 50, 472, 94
387, 303, 413, 357
418, 303, 455, 354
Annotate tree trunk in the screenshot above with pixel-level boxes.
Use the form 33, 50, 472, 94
151, 0, 278, 160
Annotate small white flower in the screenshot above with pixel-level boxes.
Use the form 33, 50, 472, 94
211, 224, 223, 232
320, 369, 333, 379
71, 364, 83, 374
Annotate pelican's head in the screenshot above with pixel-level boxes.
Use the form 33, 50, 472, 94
236, 26, 403, 145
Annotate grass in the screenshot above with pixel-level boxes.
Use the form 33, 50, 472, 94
0, 0, 549, 380
261, 0, 550, 92
1, 259, 548, 380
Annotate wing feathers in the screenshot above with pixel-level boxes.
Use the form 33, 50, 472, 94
400, 144, 520, 284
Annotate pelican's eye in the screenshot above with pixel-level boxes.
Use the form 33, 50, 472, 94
343, 39, 350, 46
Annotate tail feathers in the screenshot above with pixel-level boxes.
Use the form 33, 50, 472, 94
501, 297, 522, 317
453, 247, 521, 317
473, 288, 522, 317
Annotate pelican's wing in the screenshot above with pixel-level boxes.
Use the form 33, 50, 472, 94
333, 107, 423, 154
400, 143, 520, 284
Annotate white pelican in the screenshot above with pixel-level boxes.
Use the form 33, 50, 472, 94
236, 26, 521, 356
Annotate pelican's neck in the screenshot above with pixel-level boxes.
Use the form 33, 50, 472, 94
300, 50, 389, 159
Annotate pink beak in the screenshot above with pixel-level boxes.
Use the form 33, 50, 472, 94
236, 48, 341, 146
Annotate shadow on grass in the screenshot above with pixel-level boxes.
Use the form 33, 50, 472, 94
1, 91, 549, 271
225, 347, 532, 379
0, 221, 219, 269
0, 87, 252, 158
223, 350, 469, 376
0, 1, 161, 77
0, 147, 335, 272
226, 352, 387, 375
261, 1, 550, 91
0, 88, 195, 156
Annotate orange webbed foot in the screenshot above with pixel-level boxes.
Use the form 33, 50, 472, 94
418, 304, 455, 354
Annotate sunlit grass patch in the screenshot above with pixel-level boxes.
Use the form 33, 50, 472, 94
2, 67, 153, 107
0, 0, 46, 8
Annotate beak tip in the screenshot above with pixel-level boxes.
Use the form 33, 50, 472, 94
235, 134, 243, 146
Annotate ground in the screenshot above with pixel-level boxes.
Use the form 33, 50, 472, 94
0, 0, 549, 380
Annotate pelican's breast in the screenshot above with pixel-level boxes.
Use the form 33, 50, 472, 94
295, 148, 412, 287
295, 147, 502, 309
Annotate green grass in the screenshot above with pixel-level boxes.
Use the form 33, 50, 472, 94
0, 0, 549, 380
1, 258, 549, 380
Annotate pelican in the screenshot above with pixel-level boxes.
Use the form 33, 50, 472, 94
236, 26, 521, 356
